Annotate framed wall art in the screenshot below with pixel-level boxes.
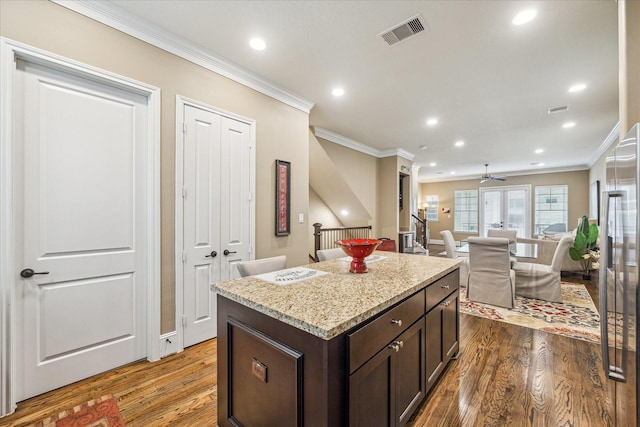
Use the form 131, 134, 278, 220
275, 160, 291, 236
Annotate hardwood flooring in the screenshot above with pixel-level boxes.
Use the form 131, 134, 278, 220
2, 275, 615, 427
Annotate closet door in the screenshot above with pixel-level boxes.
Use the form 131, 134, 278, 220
182, 104, 252, 347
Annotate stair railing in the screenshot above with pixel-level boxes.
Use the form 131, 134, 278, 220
313, 223, 372, 261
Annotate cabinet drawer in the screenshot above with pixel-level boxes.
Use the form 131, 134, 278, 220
348, 290, 424, 374
426, 270, 458, 312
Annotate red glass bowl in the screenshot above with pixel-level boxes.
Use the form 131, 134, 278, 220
335, 239, 382, 273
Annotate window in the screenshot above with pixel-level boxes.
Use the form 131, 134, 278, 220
534, 185, 568, 235
424, 195, 439, 222
454, 190, 478, 233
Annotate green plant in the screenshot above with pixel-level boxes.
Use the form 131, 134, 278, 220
568, 215, 599, 274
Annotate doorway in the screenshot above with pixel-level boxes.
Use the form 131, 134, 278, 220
0, 40, 160, 408
480, 185, 531, 238
176, 97, 255, 349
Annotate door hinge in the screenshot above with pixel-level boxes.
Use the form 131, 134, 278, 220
182, 187, 187, 198
182, 315, 187, 327
182, 251, 187, 263
248, 192, 252, 201
182, 122, 187, 135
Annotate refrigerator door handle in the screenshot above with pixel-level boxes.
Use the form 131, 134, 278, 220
600, 189, 626, 382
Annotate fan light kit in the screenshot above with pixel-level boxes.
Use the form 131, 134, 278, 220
480, 164, 506, 183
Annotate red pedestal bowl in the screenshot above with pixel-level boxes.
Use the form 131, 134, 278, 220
335, 238, 382, 273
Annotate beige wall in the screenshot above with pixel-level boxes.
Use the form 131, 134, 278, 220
317, 138, 378, 232
1, 0, 310, 334
420, 170, 590, 242
619, 0, 640, 135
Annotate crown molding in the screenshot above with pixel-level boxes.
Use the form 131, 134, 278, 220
51, 0, 315, 113
314, 127, 415, 161
588, 122, 620, 167
418, 164, 590, 184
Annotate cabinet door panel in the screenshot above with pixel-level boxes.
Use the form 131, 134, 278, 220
424, 304, 444, 391
443, 292, 459, 361
349, 347, 393, 427
395, 319, 426, 427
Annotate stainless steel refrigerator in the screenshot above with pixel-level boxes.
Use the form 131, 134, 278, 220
601, 123, 639, 426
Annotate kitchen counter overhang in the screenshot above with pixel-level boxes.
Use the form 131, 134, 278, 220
211, 252, 460, 340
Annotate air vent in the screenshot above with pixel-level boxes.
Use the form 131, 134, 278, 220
548, 105, 569, 114
378, 14, 428, 46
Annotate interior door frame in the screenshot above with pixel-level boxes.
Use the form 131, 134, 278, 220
0, 38, 161, 416
479, 184, 532, 238
174, 95, 256, 353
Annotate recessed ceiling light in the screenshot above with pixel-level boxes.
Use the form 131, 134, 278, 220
531, 162, 545, 166
332, 88, 345, 97
249, 38, 266, 51
429, 162, 436, 167
562, 122, 576, 128
512, 9, 537, 26
450, 171, 456, 175
455, 140, 465, 147
535, 148, 544, 154
568, 83, 587, 93
419, 144, 428, 150
426, 117, 438, 126
340, 209, 349, 216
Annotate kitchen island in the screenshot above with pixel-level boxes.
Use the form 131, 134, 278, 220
212, 252, 461, 427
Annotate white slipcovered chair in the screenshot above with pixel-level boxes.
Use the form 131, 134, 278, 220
467, 236, 516, 308
316, 248, 345, 261
440, 230, 469, 287
511, 236, 573, 303
236, 255, 287, 277
487, 229, 517, 242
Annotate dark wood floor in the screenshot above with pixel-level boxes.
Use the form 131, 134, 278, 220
2, 256, 615, 426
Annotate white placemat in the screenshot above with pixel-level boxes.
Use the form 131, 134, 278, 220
254, 267, 330, 285
337, 255, 388, 263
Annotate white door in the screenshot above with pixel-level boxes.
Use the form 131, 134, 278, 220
480, 186, 531, 238
14, 60, 149, 400
182, 104, 252, 347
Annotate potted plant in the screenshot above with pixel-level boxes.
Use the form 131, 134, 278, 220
568, 215, 599, 279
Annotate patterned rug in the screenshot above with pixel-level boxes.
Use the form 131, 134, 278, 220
460, 281, 601, 343
26, 394, 124, 427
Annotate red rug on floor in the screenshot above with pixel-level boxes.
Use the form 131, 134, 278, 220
26, 394, 125, 427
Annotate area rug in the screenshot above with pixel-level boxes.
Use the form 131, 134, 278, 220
460, 281, 601, 344
26, 394, 125, 427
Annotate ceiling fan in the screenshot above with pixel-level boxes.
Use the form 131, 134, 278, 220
480, 164, 506, 183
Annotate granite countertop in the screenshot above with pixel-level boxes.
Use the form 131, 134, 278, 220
211, 252, 460, 340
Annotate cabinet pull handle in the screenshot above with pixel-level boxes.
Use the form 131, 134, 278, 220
440, 285, 450, 289
390, 319, 402, 327
388, 341, 403, 352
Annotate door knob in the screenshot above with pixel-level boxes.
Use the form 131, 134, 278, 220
20, 268, 50, 278
223, 249, 237, 256
205, 251, 217, 258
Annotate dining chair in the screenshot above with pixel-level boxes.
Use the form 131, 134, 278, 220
511, 236, 572, 303
440, 230, 469, 287
316, 248, 346, 261
467, 236, 516, 308
236, 255, 287, 277
487, 229, 517, 242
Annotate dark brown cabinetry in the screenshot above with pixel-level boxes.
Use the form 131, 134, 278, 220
349, 317, 426, 427
348, 271, 459, 426
217, 269, 460, 427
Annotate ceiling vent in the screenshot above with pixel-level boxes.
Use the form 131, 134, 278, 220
378, 14, 428, 46
548, 105, 569, 114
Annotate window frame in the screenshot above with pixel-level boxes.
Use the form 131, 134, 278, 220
453, 189, 478, 234
534, 185, 569, 236
424, 195, 439, 222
